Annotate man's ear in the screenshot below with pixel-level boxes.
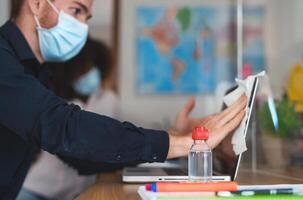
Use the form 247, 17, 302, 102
26, 0, 41, 16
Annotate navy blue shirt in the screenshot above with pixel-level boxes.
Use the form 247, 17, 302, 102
0, 21, 169, 199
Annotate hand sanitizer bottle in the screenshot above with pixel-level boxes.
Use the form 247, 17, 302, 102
188, 126, 212, 182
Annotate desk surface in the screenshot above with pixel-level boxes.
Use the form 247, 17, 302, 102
76, 168, 303, 200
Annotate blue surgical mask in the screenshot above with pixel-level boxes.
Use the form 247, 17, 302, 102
73, 67, 101, 96
34, 0, 89, 62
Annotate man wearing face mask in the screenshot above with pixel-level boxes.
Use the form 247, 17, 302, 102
0, 0, 247, 199
18, 39, 120, 200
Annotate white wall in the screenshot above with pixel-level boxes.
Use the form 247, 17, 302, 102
88, 0, 113, 45
0, 0, 9, 26
264, 0, 303, 97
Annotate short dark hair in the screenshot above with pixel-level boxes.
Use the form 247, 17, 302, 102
11, 0, 25, 19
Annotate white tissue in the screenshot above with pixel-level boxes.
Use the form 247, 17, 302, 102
223, 71, 266, 155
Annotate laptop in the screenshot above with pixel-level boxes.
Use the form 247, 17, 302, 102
123, 77, 259, 183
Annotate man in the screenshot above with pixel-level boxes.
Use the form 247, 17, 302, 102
0, 0, 246, 199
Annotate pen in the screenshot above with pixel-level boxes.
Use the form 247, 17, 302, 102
217, 188, 303, 197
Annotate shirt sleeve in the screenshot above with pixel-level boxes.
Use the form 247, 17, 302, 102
0, 47, 169, 165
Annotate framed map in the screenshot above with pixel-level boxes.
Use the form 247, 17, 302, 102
117, 0, 266, 95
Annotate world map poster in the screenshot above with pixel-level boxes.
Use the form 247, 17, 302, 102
135, 6, 265, 94
136, 6, 217, 94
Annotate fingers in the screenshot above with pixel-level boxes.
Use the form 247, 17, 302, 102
207, 109, 245, 149
182, 97, 195, 116
225, 110, 245, 133
218, 95, 247, 126
221, 95, 247, 117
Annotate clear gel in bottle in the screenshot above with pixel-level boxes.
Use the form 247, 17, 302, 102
188, 126, 212, 182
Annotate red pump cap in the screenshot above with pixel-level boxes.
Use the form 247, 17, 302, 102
192, 126, 209, 140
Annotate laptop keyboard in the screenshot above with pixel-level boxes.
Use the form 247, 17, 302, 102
163, 168, 188, 176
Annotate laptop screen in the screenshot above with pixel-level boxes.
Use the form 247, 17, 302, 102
213, 77, 259, 180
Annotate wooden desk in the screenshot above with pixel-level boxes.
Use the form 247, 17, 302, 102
77, 168, 303, 200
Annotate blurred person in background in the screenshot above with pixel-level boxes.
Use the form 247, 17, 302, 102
0, 0, 246, 198
17, 38, 120, 200
52, 37, 120, 118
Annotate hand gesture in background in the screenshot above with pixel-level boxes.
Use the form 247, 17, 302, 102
172, 96, 208, 134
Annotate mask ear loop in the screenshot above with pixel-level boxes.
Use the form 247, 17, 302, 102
34, 15, 42, 28
46, 0, 60, 14
34, 0, 59, 28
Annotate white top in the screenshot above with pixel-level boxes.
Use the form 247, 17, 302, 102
75, 89, 121, 119
22, 89, 120, 200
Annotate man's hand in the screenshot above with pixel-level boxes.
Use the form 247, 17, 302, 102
201, 95, 247, 149
167, 95, 247, 159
